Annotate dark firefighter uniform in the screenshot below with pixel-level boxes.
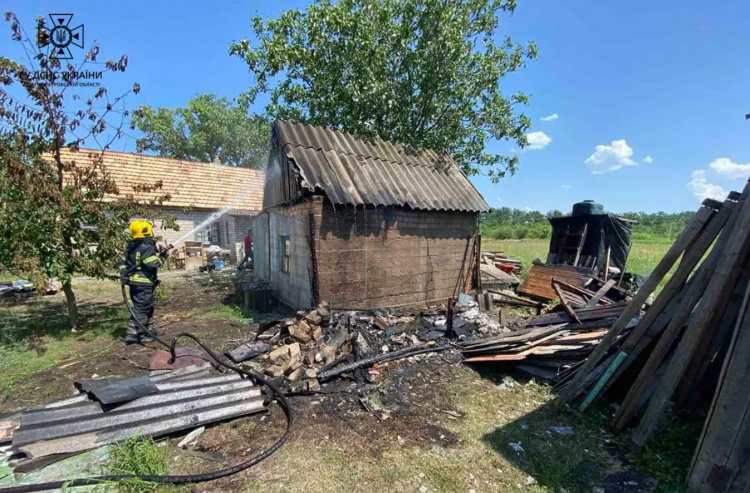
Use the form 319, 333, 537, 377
118, 220, 169, 344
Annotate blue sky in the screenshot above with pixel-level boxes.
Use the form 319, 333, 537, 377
3, 0, 748, 213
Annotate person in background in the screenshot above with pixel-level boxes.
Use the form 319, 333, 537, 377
118, 220, 173, 344
238, 231, 253, 270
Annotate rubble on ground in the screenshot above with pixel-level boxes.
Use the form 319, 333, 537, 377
226, 298, 514, 391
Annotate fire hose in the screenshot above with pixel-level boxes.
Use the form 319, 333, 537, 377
0, 284, 294, 493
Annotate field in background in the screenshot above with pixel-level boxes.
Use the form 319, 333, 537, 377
483, 239, 673, 278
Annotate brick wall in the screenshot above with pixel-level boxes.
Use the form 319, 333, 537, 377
149, 207, 256, 262
314, 201, 477, 308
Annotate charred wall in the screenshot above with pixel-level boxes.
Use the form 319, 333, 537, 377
315, 201, 477, 308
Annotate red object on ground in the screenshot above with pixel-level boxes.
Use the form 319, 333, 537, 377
495, 263, 515, 275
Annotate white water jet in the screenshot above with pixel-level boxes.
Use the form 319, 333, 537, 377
171, 149, 270, 247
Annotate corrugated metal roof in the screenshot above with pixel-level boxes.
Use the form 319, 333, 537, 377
10, 369, 265, 461
275, 120, 490, 212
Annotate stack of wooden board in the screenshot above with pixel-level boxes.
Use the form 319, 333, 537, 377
479, 252, 519, 287
481, 251, 523, 276
554, 181, 750, 491
460, 302, 634, 382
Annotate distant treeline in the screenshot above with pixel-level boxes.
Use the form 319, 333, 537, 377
480, 208, 694, 243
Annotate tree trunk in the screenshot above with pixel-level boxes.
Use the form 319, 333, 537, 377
62, 280, 78, 330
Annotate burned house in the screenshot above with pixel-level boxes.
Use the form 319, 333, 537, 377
251, 120, 490, 309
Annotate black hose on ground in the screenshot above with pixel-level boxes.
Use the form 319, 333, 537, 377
0, 285, 294, 493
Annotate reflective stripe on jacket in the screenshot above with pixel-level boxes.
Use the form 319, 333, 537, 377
116, 238, 163, 285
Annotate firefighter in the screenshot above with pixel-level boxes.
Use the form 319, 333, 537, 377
118, 220, 172, 344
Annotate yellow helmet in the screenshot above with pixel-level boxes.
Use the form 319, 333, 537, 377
128, 220, 153, 239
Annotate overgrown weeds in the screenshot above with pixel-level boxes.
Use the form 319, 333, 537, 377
108, 436, 167, 492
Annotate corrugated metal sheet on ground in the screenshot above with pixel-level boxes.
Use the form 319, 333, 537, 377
9, 367, 266, 460
275, 120, 490, 213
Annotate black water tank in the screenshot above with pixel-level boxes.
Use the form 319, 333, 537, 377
572, 200, 604, 216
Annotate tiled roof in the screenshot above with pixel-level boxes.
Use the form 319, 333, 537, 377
275, 121, 490, 213
58, 148, 264, 212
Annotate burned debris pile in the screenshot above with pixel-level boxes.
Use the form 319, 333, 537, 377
225, 300, 514, 392
460, 285, 636, 383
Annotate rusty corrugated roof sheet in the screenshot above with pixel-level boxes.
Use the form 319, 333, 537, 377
275, 120, 490, 212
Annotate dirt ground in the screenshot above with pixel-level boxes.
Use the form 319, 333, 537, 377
0, 271, 680, 492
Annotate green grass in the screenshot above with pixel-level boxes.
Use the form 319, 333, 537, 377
202, 302, 256, 324
632, 412, 702, 493
0, 298, 128, 392
483, 239, 674, 282
108, 436, 167, 492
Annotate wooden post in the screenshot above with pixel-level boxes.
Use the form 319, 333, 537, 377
476, 234, 482, 291
573, 224, 588, 267
602, 246, 611, 281
555, 201, 718, 406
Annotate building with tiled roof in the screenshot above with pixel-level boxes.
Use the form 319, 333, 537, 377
59, 148, 265, 261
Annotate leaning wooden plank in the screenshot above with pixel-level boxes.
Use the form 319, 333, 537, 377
555, 200, 719, 406
598, 280, 690, 398
585, 280, 617, 307
688, 277, 750, 492
554, 282, 582, 324
632, 185, 750, 448
612, 202, 739, 429
675, 263, 749, 409
585, 197, 737, 413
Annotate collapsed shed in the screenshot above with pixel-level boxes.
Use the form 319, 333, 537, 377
520, 201, 634, 301
251, 120, 490, 309
546, 200, 634, 274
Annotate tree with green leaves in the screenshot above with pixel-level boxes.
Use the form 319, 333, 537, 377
230, 0, 537, 181
133, 94, 270, 168
0, 13, 171, 329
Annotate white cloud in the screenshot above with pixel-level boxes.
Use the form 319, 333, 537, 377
643, 155, 653, 164
688, 170, 727, 201
540, 113, 559, 122
709, 158, 750, 179
560, 185, 571, 189
584, 139, 636, 174
523, 206, 534, 212
525, 131, 552, 150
